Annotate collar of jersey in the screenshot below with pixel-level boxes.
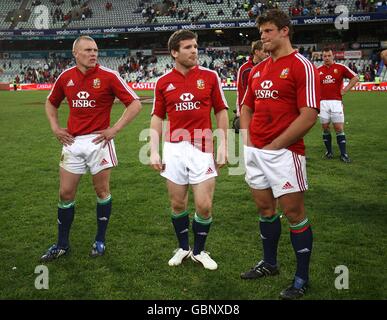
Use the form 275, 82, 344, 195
172, 65, 198, 78
76, 64, 99, 77
269, 50, 296, 64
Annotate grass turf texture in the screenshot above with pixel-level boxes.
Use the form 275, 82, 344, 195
0, 90, 386, 299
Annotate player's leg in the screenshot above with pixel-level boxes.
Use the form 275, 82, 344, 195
240, 188, 281, 279
40, 168, 82, 262
190, 178, 218, 270
166, 180, 191, 266
333, 121, 351, 163
90, 168, 112, 256
278, 192, 312, 299
320, 101, 333, 158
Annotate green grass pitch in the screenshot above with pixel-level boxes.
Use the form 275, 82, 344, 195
0, 89, 386, 299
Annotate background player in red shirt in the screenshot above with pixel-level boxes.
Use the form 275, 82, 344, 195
150, 30, 228, 270
240, 10, 319, 299
381, 49, 387, 65
233, 40, 268, 133
318, 48, 359, 163
40, 36, 142, 262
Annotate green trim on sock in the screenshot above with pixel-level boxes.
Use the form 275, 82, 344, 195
97, 194, 112, 205
194, 212, 213, 225
58, 200, 75, 209
336, 132, 345, 136
290, 218, 310, 230
171, 210, 189, 219
259, 213, 281, 223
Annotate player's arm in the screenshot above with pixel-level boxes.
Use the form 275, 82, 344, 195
215, 109, 228, 169
150, 115, 163, 171
264, 107, 318, 150
92, 99, 142, 146
240, 104, 253, 146
341, 75, 359, 96
45, 98, 74, 146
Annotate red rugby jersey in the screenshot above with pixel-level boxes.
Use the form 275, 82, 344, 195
48, 64, 139, 136
236, 56, 256, 116
152, 66, 228, 152
318, 62, 357, 100
242, 51, 320, 155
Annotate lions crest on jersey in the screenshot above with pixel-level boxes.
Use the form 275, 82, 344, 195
280, 68, 289, 79
197, 79, 205, 89
93, 78, 101, 89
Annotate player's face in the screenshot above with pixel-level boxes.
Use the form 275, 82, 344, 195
323, 51, 334, 66
73, 39, 98, 70
255, 49, 269, 61
172, 38, 198, 69
259, 22, 288, 53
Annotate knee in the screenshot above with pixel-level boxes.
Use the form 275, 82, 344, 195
283, 207, 305, 225
196, 201, 212, 218
171, 200, 187, 214
94, 185, 110, 200
59, 187, 76, 202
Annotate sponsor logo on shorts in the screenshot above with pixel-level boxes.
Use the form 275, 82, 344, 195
206, 167, 214, 174
282, 181, 294, 190
100, 158, 109, 166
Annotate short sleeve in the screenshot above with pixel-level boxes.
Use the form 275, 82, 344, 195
47, 75, 65, 108
241, 70, 255, 109
151, 80, 166, 119
295, 58, 320, 111
110, 72, 139, 107
211, 71, 228, 114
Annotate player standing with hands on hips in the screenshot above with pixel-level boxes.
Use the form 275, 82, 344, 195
318, 48, 359, 163
150, 30, 229, 270
41, 36, 142, 262
240, 10, 320, 299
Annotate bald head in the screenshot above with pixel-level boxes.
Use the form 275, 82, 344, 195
72, 35, 96, 52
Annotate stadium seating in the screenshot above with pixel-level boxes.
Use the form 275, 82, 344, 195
0, 0, 378, 30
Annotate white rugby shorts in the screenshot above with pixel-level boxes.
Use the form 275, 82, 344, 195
59, 134, 117, 175
319, 100, 344, 124
244, 146, 308, 198
160, 141, 217, 185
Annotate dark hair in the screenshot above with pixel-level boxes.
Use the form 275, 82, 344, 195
256, 9, 293, 40
167, 30, 198, 55
251, 40, 263, 54
322, 47, 333, 53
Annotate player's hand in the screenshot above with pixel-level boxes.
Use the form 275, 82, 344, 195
54, 128, 74, 146
92, 127, 117, 147
262, 142, 280, 150
341, 89, 347, 96
150, 152, 163, 172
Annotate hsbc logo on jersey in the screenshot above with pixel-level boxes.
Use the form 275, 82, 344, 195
261, 80, 273, 89
323, 75, 336, 84
175, 92, 200, 111
180, 93, 194, 102
73, 91, 96, 108
77, 91, 90, 99
255, 80, 279, 99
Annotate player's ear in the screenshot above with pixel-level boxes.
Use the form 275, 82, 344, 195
171, 49, 179, 59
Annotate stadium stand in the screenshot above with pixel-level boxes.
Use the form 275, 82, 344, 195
1, 0, 385, 30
